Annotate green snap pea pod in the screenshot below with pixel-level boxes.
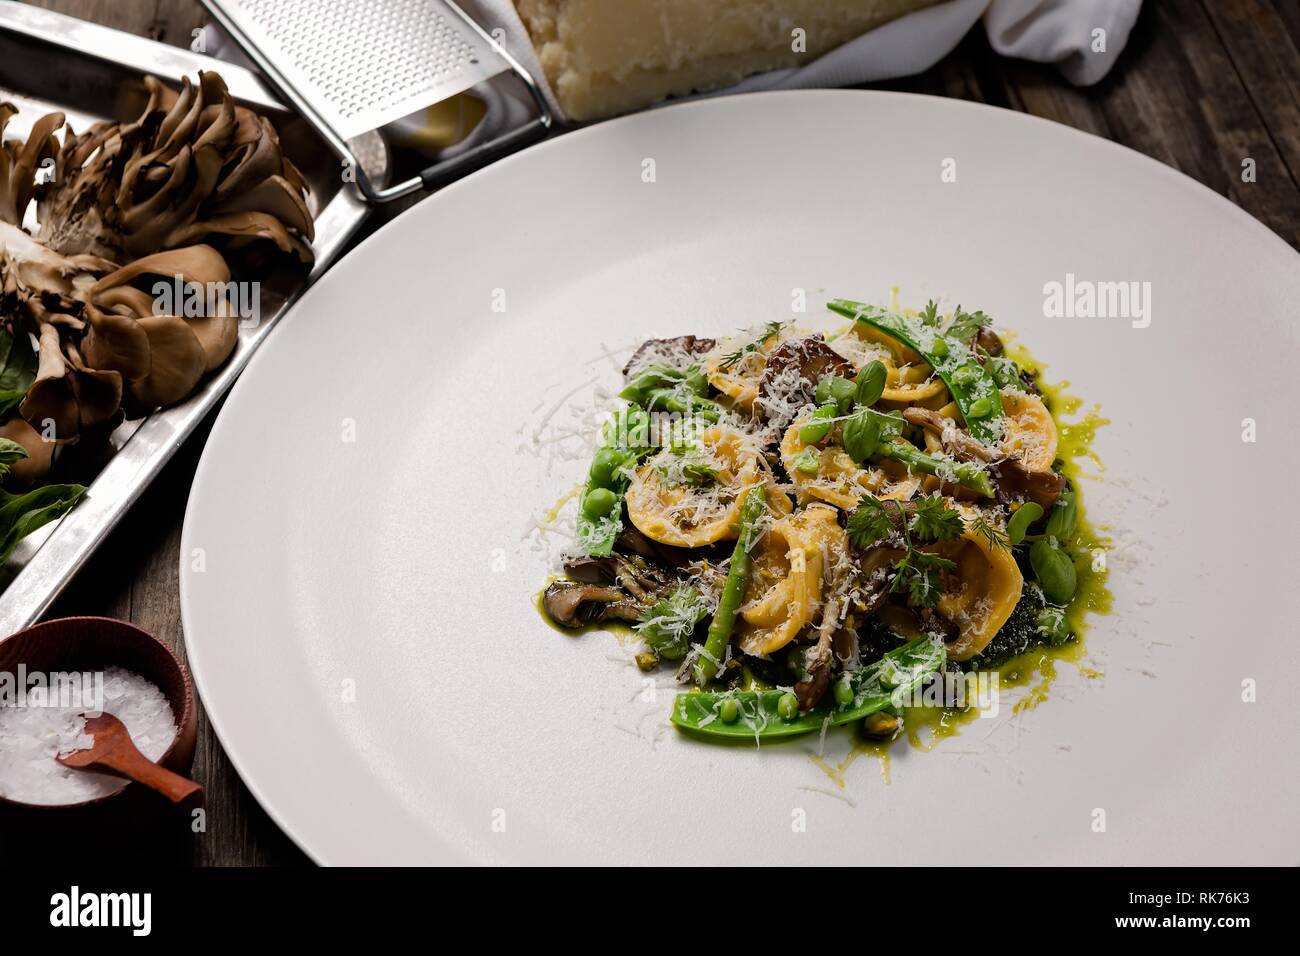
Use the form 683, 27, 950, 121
576, 405, 651, 556
643, 387, 722, 423
619, 363, 709, 404
672, 637, 946, 740
827, 299, 1005, 443
672, 689, 828, 739
692, 487, 766, 686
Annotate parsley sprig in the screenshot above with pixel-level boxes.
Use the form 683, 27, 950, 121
914, 299, 991, 344
718, 321, 785, 371
847, 494, 962, 609
946, 306, 992, 344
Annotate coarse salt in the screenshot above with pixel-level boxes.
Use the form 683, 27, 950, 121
0, 666, 177, 806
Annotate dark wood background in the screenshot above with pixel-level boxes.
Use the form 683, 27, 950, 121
20, 0, 1300, 865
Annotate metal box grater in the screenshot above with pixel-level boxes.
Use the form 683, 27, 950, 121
201, 0, 551, 201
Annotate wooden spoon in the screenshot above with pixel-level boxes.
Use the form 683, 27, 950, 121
57, 713, 204, 806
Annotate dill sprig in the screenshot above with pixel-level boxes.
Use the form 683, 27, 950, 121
718, 321, 785, 371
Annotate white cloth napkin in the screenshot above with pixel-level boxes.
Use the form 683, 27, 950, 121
460, 0, 1144, 124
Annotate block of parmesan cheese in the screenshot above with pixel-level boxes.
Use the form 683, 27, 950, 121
515, 0, 941, 121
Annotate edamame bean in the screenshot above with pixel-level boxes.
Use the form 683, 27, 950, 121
798, 403, 838, 444
793, 448, 820, 474
1006, 501, 1044, 545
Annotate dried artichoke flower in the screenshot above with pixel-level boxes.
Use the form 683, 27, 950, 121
0, 69, 314, 460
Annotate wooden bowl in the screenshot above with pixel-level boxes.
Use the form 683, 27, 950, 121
0, 617, 198, 813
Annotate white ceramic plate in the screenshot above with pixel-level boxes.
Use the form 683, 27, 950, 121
181, 91, 1300, 865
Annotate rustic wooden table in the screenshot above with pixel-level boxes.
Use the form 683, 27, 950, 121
24, 0, 1300, 865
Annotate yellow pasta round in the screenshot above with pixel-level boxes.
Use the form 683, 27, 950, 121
1000, 391, 1058, 472
704, 326, 801, 413
932, 525, 1024, 661
626, 426, 790, 546
737, 505, 845, 656
780, 417, 920, 510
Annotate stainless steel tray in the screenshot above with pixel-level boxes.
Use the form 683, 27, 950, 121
0, 2, 369, 632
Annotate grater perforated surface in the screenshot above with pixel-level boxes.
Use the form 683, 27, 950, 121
214, 0, 507, 139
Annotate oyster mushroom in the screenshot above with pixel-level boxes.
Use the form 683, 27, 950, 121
0, 69, 313, 449
758, 335, 852, 404
37, 73, 314, 264
622, 335, 716, 377
543, 580, 640, 628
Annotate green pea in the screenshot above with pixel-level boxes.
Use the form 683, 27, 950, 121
833, 676, 855, 708
1030, 539, 1077, 604
777, 692, 799, 721
855, 360, 888, 407
718, 697, 740, 724
798, 403, 838, 444
967, 396, 993, 419
582, 487, 618, 520
588, 447, 622, 487
1045, 488, 1077, 540
952, 366, 980, 387
793, 448, 820, 475
841, 409, 881, 464
1006, 501, 1044, 545
1035, 607, 1070, 645
930, 336, 949, 358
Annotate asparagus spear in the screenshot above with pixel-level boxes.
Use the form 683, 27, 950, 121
692, 486, 766, 686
